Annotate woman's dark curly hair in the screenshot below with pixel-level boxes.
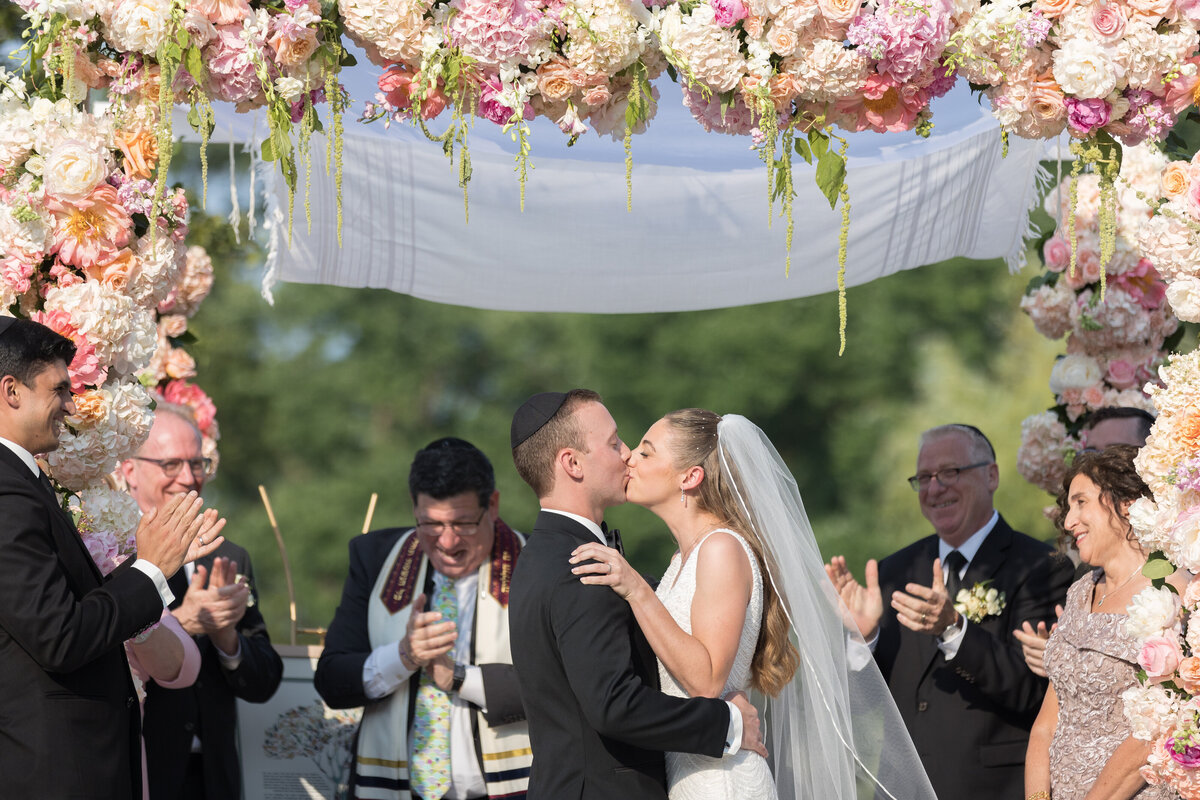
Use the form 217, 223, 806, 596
1054, 445, 1151, 547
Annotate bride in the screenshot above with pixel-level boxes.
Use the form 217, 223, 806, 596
570, 409, 937, 800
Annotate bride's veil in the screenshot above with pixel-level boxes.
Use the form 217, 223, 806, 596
716, 414, 937, 800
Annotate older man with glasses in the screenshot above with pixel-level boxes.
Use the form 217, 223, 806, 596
316, 437, 530, 800
121, 403, 283, 800
826, 424, 1074, 800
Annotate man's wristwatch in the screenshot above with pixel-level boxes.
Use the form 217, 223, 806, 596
451, 663, 466, 693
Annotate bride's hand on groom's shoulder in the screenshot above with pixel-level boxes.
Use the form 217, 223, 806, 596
824, 556, 883, 640
569, 543, 649, 602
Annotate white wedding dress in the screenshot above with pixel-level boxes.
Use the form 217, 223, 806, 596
656, 528, 778, 800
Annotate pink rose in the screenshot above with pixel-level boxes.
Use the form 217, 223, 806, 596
710, 0, 748, 26
1106, 359, 1138, 389
1090, 2, 1125, 39
1043, 236, 1070, 271
1138, 634, 1184, 677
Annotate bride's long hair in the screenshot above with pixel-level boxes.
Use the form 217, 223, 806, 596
664, 408, 800, 696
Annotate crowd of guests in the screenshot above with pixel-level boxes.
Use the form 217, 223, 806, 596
0, 315, 1176, 800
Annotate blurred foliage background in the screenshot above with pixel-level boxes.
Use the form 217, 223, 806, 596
177, 144, 1065, 644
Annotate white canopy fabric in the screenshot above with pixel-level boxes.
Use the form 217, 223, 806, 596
187, 51, 1049, 313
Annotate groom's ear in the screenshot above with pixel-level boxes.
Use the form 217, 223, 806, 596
558, 447, 585, 480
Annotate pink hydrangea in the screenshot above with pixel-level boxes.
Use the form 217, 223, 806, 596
682, 85, 758, 135
1113, 258, 1168, 310
203, 24, 263, 104
448, 0, 544, 66
846, 0, 952, 84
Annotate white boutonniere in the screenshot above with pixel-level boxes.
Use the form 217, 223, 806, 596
236, 573, 256, 607
954, 581, 1006, 623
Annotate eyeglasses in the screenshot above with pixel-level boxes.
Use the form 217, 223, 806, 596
415, 508, 488, 537
133, 456, 213, 479
907, 462, 991, 491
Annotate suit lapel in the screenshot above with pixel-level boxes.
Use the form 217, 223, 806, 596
0, 447, 103, 586
960, 517, 1013, 594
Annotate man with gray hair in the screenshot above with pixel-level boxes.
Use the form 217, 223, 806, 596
121, 404, 282, 800
826, 423, 1073, 800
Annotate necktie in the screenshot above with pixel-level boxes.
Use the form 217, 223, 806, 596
944, 550, 968, 602
602, 523, 623, 555
409, 578, 457, 800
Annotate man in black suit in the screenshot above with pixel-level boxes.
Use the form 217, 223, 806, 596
508, 390, 765, 799
0, 318, 224, 799
315, 437, 530, 800
122, 404, 283, 800
827, 423, 1074, 800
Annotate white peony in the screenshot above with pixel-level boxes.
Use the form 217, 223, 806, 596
1166, 277, 1200, 323
1052, 37, 1120, 99
104, 0, 175, 55
1124, 585, 1182, 640
43, 139, 110, 202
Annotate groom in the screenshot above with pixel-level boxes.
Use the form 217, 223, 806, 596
508, 389, 764, 799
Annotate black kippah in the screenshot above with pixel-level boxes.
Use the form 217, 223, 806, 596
0, 317, 14, 340
511, 392, 568, 449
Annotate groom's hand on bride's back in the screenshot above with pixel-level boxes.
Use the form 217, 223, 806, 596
728, 691, 769, 758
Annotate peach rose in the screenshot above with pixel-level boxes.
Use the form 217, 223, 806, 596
71, 390, 110, 426
115, 126, 159, 181
1162, 162, 1191, 198
269, 23, 319, 67
743, 14, 765, 37
1178, 656, 1200, 693
164, 346, 197, 380
159, 314, 188, 338
537, 59, 576, 101
1126, 0, 1173, 17
1031, 81, 1066, 122
1183, 578, 1200, 608
767, 23, 799, 56
583, 84, 610, 107
1034, 0, 1074, 18
817, 0, 859, 26
768, 74, 797, 111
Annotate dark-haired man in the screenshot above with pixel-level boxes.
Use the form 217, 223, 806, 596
1082, 406, 1154, 452
826, 423, 1073, 800
316, 437, 530, 800
0, 318, 224, 799
508, 390, 765, 800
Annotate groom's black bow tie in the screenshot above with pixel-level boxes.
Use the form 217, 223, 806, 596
601, 522, 624, 555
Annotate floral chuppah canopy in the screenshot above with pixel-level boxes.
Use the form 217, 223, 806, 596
9, 0, 1200, 789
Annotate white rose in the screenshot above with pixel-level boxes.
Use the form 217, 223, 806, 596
43, 139, 109, 201
1048, 354, 1104, 393
275, 77, 307, 103
1128, 496, 1161, 541
1124, 585, 1181, 640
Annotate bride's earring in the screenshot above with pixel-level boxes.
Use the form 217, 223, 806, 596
680, 489, 686, 506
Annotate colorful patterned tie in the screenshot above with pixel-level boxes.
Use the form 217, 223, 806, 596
409, 578, 457, 799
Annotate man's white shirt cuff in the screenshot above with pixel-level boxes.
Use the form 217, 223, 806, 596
216, 638, 243, 669
460, 665, 486, 710
724, 701, 742, 755
363, 641, 415, 700
132, 559, 173, 606
937, 617, 968, 660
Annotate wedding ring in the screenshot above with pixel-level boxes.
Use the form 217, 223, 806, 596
921, 612, 927, 623
607, 563, 612, 574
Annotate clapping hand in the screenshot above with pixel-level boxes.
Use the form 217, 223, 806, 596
891, 559, 959, 637
135, 492, 226, 578
175, 556, 250, 655
824, 556, 883, 640
1013, 604, 1063, 678
402, 593, 457, 688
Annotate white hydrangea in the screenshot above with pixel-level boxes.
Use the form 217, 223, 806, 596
658, 4, 746, 93
73, 485, 141, 547
1123, 684, 1179, 741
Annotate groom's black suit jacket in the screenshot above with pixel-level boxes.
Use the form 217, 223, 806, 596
0, 445, 162, 799
510, 510, 730, 799
873, 515, 1073, 800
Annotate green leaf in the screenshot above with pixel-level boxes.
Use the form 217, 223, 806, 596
185, 46, 203, 80
809, 129, 830, 159
1144, 552, 1176, 580
261, 137, 276, 162
814, 150, 845, 210
794, 137, 813, 165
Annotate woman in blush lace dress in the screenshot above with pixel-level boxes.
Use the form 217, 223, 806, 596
1026, 446, 1185, 800
571, 409, 937, 800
